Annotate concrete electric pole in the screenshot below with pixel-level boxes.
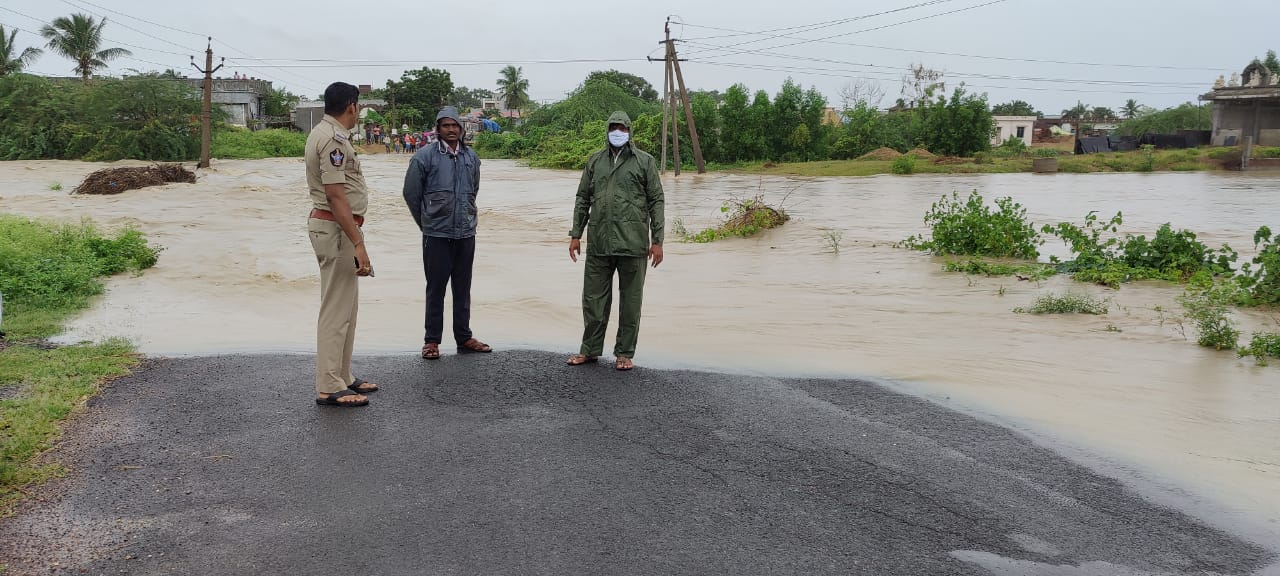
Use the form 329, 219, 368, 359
191, 37, 224, 169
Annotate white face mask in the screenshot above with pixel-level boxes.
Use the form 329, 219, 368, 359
608, 130, 630, 147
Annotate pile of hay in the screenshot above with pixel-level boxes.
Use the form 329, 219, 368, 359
723, 196, 789, 234
907, 148, 936, 159
858, 147, 902, 161
73, 164, 196, 195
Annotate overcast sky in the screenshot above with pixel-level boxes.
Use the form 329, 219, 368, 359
4, 0, 1277, 114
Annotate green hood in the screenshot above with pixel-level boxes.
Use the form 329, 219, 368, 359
607, 110, 632, 130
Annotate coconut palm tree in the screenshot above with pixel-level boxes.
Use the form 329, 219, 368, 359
0, 25, 43, 77
496, 65, 529, 111
1122, 99, 1141, 119
40, 13, 131, 81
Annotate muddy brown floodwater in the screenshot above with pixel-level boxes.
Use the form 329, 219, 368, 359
2, 156, 1278, 552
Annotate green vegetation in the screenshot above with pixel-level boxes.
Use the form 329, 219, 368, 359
1239, 332, 1280, 366
1041, 212, 1237, 289
1233, 226, 1280, 307
0, 215, 160, 339
1116, 102, 1211, 138
902, 190, 1042, 259
0, 215, 158, 512
212, 128, 307, 159
48, 182, 61, 191
1014, 292, 1110, 315
822, 230, 844, 254
684, 196, 790, 243
0, 72, 202, 161
943, 258, 1056, 281
38, 13, 131, 81
1178, 283, 1240, 350
1, 24, 44, 77
891, 154, 916, 174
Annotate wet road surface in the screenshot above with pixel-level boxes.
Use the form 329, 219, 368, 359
0, 351, 1273, 575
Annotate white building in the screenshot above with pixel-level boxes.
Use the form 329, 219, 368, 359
991, 115, 1036, 147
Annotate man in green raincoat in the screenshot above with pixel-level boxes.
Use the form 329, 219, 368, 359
567, 111, 664, 371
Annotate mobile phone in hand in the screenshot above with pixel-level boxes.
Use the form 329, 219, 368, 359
354, 257, 375, 277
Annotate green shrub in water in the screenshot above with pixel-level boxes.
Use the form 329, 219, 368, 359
903, 190, 1041, 259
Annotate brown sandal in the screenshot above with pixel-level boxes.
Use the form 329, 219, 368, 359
566, 354, 598, 366
615, 357, 634, 371
421, 343, 441, 359
458, 338, 493, 354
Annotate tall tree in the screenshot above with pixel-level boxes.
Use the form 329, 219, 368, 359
839, 78, 884, 110
496, 65, 529, 111
1089, 106, 1116, 121
450, 86, 494, 110
581, 69, 658, 102
900, 63, 944, 108
385, 67, 453, 125
1122, 99, 1141, 119
0, 25, 43, 77
1265, 50, 1280, 77
717, 83, 752, 163
39, 13, 131, 81
991, 100, 1040, 117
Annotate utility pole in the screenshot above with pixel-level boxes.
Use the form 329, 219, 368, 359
658, 22, 670, 173
190, 37, 223, 169
649, 19, 705, 175
669, 39, 706, 174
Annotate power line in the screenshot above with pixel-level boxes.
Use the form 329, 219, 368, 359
683, 0, 1011, 59
691, 61, 1198, 96
61, 0, 206, 38
685, 51, 1209, 88
677, 1, 959, 47
219, 57, 648, 66
59, 0, 196, 53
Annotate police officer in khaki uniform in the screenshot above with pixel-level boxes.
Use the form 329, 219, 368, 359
307, 82, 379, 407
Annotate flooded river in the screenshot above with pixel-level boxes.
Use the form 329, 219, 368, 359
2, 156, 1278, 550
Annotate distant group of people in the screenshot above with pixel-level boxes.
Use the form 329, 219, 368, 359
305, 81, 664, 407
362, 125, 436, 154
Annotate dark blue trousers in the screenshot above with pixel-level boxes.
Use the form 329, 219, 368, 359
423, 236, 475, 345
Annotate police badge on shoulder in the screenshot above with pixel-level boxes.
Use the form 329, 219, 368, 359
330, 149, 345, 167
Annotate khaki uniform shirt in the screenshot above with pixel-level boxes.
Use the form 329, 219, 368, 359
306, 115, 369, 216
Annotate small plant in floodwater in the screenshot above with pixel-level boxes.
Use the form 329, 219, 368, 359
49, 182, 62, 191
1104, 323, 1123, 333
997, 285, 1006, 297
688, 194, 791, 243
1238, 332, 1280, 366
822, 230, 844, 254
902, 190, 1041, 260
671, 217, 688, 240
1178, 282, 1239, 350
1014, 292, 1110, 315
943, 258, 1056, 281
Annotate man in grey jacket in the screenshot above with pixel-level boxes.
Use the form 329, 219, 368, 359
402, 107, 492, 359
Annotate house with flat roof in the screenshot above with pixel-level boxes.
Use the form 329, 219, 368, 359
992, 116, 1036, 146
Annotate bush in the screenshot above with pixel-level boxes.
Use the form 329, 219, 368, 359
1179, 283, 1240, 350
686, 196, 790, 243
0, 216, 160, 312
1014, 292, 1110, 315
1041, 212, 1236, 288
1233, 226, 1280, 306
902, 190, 1041, 259
212, 128, 306, 159
891, 155, 916, 174
1238, 332, 1280, 366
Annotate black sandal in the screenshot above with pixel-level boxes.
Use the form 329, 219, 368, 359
348, 378, 379, 394
315, 389, 369, 407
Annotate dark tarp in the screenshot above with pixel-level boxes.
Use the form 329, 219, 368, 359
1075, 137, 1113, 154
1139, 134, 1196, 149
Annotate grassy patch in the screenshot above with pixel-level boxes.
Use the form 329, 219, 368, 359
212, 127, 307, 159
728, 148, 1225, 177
1014, 292, 1110, 315
0, 340, 138, 512
0, 214, 158, 513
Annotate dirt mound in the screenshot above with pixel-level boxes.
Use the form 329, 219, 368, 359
74, 164, 196, 195
932, 156, 968, 165
907, 148, 936, 158
858, 147, 902, 161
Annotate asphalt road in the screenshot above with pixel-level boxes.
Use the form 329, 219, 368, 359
0, 351, 1273, 575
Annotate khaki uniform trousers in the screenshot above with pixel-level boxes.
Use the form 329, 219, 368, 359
308, 218, 359, 394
